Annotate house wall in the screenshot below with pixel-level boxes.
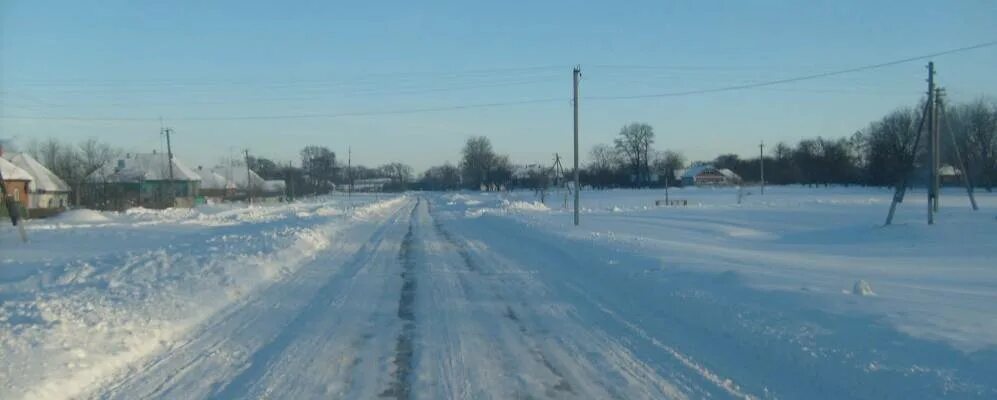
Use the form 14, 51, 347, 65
29, 192, 69, 209
2, 180, 29, 204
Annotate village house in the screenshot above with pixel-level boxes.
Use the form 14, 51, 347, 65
4, 152, 71, 216
85, 152, 201, 210
679, 165, 743, 186
194, 166, 237, 203
211, 162, 266, 200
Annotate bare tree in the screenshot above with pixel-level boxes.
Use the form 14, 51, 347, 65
864, 107, 922, 187
75, 138, 120, 204
614, 122, 655, 187
651, 150, 685, 185
949, 99, 997, 190
460, 136, 496, 189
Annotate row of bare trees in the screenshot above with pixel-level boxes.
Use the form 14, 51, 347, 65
705, 98, 997, 190
25, 138, 120, 205
584, 122, 686, 188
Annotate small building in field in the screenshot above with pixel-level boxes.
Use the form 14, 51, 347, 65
4, 152, 71, 213
353, 177, 392, 192
85, 153, 201, 210
939, 164, 963, 186
194, 166, 237, 203
679, 165, 743, 186
0, 157, 32, 214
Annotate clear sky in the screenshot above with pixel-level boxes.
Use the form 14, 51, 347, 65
2, 0, 995, 172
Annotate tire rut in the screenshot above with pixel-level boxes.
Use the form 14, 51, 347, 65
380, 198, 422, 400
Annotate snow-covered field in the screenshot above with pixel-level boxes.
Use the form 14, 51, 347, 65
1, 187, 995, 399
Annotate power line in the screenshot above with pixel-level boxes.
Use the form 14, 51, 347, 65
3, 40, 994, 122
588, 40, 997, 101
0, 97, 567, 122
8, 65, 568, 88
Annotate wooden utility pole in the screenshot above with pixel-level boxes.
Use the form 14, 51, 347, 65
286, 161, 294, 202
759, 141, 765, 195
926, 62, 936, 224
572, 66, 581, 226
244, 149, 252, 204
347, 146, 352, 203
162, 127, 176, 207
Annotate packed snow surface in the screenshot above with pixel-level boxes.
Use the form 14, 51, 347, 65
1, 187, 995, 399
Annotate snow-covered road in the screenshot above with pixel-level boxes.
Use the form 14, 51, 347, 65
4, 188, 996, 399
87, 197, 688, 399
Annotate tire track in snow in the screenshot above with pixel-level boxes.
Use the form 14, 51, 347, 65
209, 200, 413, 399
381, 197, 422, 399
427, 202, 579, 398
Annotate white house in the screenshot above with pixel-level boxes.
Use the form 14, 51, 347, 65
679, 165, 743, 186
4, 152, 71, 210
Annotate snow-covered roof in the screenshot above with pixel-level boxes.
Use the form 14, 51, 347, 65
193, 167, 237, 190
939, 165, 962, 176
88, 153, 201, 183
680, 165, 712, 179
0, 156, 33, 182
4, 152, 71, 192
210, 163, 265, 190
719, 168, 741, 180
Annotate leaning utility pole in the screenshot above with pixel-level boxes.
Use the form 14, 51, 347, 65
926, 62, 936, 224
884, 64, 932, 226
759, 141, 765, 195
572, 65, 581, 226
937, 88, 979, 211
244, 149, 253, 204
162, 127, 176, 207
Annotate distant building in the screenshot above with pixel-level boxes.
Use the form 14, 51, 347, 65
679, 165, 743, 186
85, 152, 201, 210
939, 164, 963, 186
353, 178, 392, 192
4, 152, 71, 213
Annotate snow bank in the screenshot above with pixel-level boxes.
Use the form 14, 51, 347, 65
0, 195, 402, 399
851, 280, 875, 296
49, 209, 113, 224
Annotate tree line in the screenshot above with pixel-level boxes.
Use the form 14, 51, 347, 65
13, 97, 997, 200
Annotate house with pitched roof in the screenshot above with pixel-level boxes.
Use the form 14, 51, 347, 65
4, 152, 71, 212
85, 152, 201, 210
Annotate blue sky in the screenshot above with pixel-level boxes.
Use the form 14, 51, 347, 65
2, 1, 995, 172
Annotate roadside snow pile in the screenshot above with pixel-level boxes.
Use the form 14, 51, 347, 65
49, 209, 114, 224
0, 195, 401, 400
504, 200, 549, 212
